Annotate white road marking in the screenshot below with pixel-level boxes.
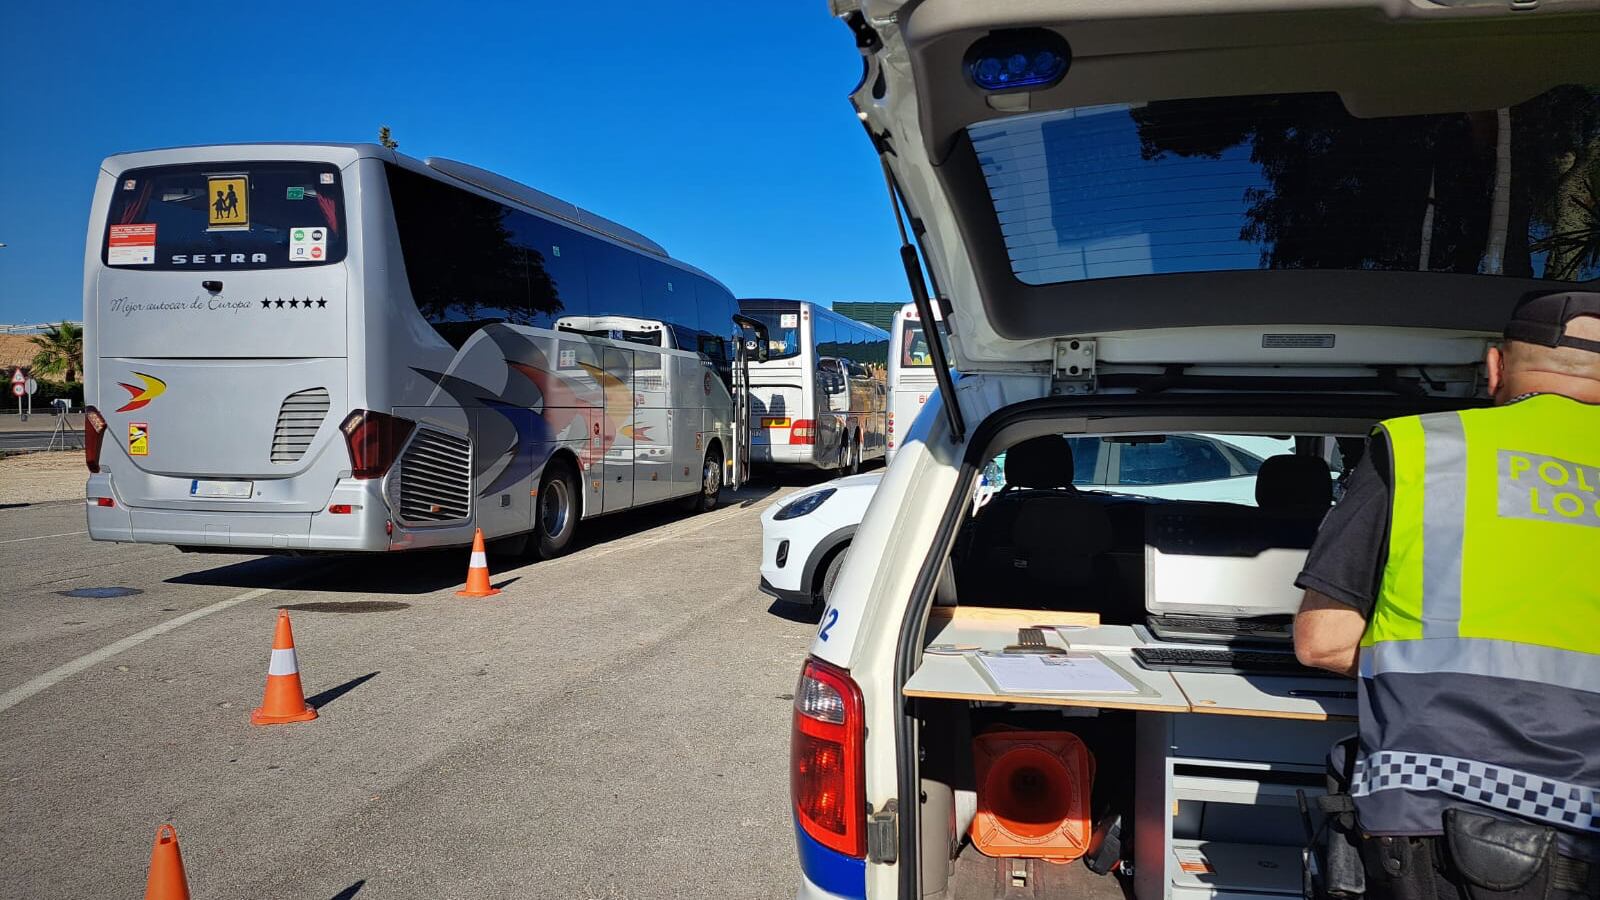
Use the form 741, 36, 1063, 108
0, 587, 275, 715
0, 530, 88, 545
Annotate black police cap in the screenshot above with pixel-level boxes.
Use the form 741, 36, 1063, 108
1505, 291, 1600, 355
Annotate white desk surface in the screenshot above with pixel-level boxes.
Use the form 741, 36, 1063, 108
903, 649, 1191, 713
1173, 671, 1358, 722
913, 608, 1358, 720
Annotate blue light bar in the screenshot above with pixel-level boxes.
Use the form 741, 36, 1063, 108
965, 30, 1071, 93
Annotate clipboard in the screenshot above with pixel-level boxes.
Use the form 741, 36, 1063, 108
967, 651, 1160, 699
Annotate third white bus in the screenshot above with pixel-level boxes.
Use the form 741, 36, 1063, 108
884, 301, 946, 465
737, 299, 889, 474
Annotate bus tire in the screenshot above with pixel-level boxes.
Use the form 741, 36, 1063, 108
535, 458, 580, 559
683, 444, 723, 513
845, 432, 861, 476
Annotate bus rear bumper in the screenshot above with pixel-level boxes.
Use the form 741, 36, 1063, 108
86, 474, 391, 552
753, 444, 820, 467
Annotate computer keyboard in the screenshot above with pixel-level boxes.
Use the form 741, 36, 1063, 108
1149, 615, 1290, 634
1132, 646, 1333, 677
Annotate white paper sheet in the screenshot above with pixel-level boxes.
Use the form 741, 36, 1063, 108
973, 653, 1139, 695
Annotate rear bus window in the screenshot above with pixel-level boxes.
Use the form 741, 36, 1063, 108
104, 162, 347, 270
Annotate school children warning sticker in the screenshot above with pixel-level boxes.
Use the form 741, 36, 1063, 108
128, 422, 149, 456
108, 224, 157, 265
207, 175, 249, 229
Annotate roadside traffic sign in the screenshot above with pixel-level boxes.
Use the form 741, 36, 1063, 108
25, 378, 37, 396
10, 368, 24, 385
11, 383, 23, 398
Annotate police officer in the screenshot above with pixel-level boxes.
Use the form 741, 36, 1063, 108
1295, 291, 1600, 899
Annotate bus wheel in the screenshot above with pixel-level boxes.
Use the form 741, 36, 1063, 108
683, 445, 723, 513
845, 433, 861, 476
535, 459, 579, 559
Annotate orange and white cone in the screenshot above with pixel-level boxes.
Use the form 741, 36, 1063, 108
250, 610, 317, 725
456, 528, 501, 597
143, 824, 191, 900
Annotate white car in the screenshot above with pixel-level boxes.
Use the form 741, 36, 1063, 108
759, 471, 884, 607
789, 4, 1580, 899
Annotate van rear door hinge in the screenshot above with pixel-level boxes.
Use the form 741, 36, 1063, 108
1052, 339, 1097, 395
866, 799, 899, 864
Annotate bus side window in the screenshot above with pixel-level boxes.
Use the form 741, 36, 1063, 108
815, 317, 837, 359
641, 258, 695, 351
586, 238, 643, 320
525, 213, 590, 323
387, 163, 531, 347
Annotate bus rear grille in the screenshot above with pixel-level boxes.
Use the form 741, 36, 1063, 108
397, 428, 473, 524
270, 388, 331, 464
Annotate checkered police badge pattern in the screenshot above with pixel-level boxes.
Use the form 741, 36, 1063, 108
1353, 751, 1600, 833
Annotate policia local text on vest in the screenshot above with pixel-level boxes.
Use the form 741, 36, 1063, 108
1295, 291, 1600, 900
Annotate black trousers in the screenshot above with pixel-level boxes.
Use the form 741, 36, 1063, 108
1363, 835, 1600, 900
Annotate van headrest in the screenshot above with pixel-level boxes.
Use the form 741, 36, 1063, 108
1255, 455, 1334, 511
1004, 435, 1076, 490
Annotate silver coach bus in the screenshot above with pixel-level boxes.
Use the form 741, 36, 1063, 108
82, 144, 752, 557
737, 299, 888, 474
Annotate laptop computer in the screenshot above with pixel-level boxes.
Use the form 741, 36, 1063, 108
1143, 505, 1312, 647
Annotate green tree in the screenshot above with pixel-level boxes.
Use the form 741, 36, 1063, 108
29, 322, 83, 384
378, 125, 399, 150
1129, 85, 1600, 281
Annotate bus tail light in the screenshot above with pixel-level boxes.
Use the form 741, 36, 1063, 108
84, 406, 107, 473
792, 656, 866, 858
790, 419, 815, 445
340, 410, 414, 479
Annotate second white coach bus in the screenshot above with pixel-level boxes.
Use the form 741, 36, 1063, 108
884, 301, 946, 465
82, 143, 753, 557
737, 299, 889, 474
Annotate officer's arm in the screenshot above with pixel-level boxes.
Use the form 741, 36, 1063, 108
1294, 590, 1365, 677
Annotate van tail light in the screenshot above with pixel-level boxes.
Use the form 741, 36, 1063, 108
790, 419, 816, 445
339, 410, 414, 479
84, 406, 107, 473
792, 656, 866, 858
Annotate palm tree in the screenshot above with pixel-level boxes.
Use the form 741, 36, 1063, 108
29, 322, 83, 384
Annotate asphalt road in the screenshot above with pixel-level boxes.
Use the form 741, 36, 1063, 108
0, 480, 825, 899
0, 429, 80, 452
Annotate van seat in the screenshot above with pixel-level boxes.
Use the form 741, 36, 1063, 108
959, 436, 1123, 611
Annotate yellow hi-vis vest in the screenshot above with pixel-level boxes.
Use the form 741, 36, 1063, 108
1350, 393, 1600, 836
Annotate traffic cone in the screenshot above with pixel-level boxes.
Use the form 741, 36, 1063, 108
144, 824, 190, 900
456, 528, 501, 597
250, 610, 317, 725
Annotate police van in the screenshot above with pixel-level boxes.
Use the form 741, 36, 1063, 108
792, 2, 1599, 898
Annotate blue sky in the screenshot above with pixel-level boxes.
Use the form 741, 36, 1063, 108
0, 1, 906, 323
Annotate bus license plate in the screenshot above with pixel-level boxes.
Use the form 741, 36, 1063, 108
761, 417, 790, 428
190, 479, 253, 499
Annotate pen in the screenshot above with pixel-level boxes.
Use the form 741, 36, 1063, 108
1288, 689, 1356, 699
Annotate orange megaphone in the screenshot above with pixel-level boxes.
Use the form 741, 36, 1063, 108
970, 731, 1094, 862
250, 610, 317, 725
144, 824, 190, 900
456, 528, 501, 597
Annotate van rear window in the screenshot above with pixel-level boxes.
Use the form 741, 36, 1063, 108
103, 162, 346, 270
969, 85, 1600, 286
